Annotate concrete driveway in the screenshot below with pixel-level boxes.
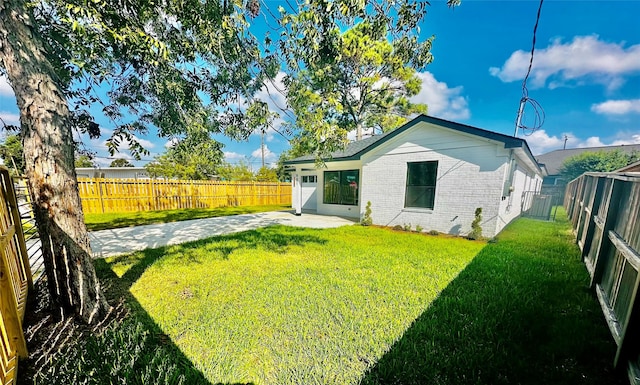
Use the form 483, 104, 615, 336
89, 210, 356, 258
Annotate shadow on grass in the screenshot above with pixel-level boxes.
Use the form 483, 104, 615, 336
360, 218, 626, 385
23, 226, 322, 385
108, 226, 328, 279
89, 226, 323, 385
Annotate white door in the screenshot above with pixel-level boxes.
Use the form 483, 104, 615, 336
301, 175, 318, 211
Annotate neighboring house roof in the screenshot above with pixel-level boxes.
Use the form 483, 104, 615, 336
285, 114, 542, 173
536, 144, 640, 176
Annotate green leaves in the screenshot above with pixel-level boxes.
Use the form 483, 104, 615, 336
559, 150, 640, 182
282, 20, 428, 160
30, 0, 267, 158
145, 131, 224, 180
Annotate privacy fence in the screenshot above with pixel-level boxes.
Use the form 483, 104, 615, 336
77, 178, 292, 214
565, 172, 640, 384
0, 168, 31, 385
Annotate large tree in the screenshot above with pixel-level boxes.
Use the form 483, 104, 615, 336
277, 0, 459, 158
285, 22, 426, 150
0, 0, 266, 323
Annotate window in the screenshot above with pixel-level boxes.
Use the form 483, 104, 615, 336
323, 170, 359, 205
302, 175, 317, 183
405, 161, 438, 209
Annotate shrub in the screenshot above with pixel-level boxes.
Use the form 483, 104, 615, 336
415, 225, 423, 233
361, 201, 373, 226
428, 230, 439, 236
392, 225, 404, 231
468, 207, 483, 240
403, 223, 412, 232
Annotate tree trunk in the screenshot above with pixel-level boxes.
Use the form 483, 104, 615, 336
0, 0, 110, 323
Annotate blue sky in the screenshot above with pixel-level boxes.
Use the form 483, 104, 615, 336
1, 0, 639, 168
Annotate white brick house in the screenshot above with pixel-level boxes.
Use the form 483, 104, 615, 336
284, 115, 545, 238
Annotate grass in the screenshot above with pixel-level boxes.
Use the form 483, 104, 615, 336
83, 204, 290, 231
26, 209, 625, 385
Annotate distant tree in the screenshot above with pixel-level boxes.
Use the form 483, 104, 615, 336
0, 134, 24, 175
255, 166, 278, 182
145, 131, 223, 180
217, 161, 255, 181
75, 155, 95, 168
285, 22, 427, 152
559, 150, 640, 182
275, 145, 311, 182
110, 158, 134, 167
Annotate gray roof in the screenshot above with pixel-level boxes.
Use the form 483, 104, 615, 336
285, 115, 533, 166
285, 131, 389, 163
536, 144, 640, 175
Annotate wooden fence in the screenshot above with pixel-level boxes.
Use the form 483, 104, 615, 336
0, 168, 31, 385
565, 172, 640, 384
77, 178, 292, 214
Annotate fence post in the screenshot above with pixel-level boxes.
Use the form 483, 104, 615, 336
580, 177, 605, 261
591, 177, 623, 288
150, 178, 156, 211
96, 178, 105, 214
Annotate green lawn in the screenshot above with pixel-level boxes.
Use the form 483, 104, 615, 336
30, 210, 625, 385
83, 204, 290, 231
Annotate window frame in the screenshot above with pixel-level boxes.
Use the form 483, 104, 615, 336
404, 161, 438, 210
323, 170, 360, 206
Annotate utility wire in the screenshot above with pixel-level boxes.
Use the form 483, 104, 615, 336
514, 0, 545, 137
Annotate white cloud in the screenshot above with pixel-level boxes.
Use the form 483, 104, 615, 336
97, 135, 155, 152
254, 72, 288, 112
490, 35, 640, 90
0, 111, 20, 127
410, 72, 470, 120
251, 145, 277, 163
591, 99, 640, 115
526, 129, 640, 155
252, 71, 288, 141
164, 137, 179, 148
0, 76, 14, 97
224, 151, 245, 161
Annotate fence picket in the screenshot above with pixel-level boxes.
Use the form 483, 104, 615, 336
566, 172, 640, 382
76, 178, 292, 214
0, 168, 31, 385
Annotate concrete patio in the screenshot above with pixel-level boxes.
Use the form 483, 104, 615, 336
89, 210, 356, 258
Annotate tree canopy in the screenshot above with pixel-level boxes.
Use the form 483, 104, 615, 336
559, 150, 640, 182
0, 134, 24, 175
145, 131, 223, 180
74, 154, 95, 168
217, 161, 255, 181
110, 158, 134, 167
255, 166, 278, 182
284, 21, 427, 157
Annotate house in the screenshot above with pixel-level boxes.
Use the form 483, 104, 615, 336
284, 115, 545, 238
75, 166, 150, 179
536, 144, 640, 186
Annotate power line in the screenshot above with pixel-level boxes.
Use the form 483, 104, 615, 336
514, 0, 545, 137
